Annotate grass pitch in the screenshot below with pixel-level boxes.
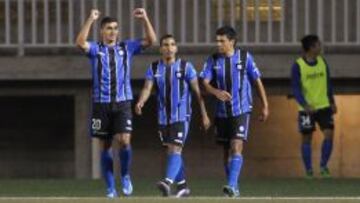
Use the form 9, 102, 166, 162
0, 178, 359, 203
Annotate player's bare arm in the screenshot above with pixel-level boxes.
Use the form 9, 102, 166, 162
75, 9, 100, 52
190, 78, 211, 130
254, 78, 269, 122
135, 80, 154, 115
202, 79, 232, 102
133, 8, 157, 48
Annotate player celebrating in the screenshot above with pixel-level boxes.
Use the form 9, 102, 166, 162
291, 35, 337, 178
75, 8, 156, 198
135, 34, 210, 197
199, 26, 269, 197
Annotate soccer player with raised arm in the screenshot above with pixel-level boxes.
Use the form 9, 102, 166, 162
199, 26, 269, 197
75, 8, 156, 198
291, 35, 337, 178
135, 34, 210, 197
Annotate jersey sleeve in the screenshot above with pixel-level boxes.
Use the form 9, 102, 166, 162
145, 65, 154, 81
199, 57, 214, 80
185, 62, 197, 82
246, 53, 261, 82
86, 41, 98, 58
125, 39, 142, 55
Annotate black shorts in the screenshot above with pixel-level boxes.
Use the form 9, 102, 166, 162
298, 107, 334, 134
158, 121, 190, 147
215, 113, 251, 145
91, 101, 133, 140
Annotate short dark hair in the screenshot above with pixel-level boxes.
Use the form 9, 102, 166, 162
100, 17, 118, 28
160, 34, 176, 46
216, 26, 237, 44
301, 35, 320, 52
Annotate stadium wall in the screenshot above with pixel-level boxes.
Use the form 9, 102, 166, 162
0, 52, 359, 179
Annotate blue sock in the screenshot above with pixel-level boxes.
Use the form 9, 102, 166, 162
301, 143, 312, 172
320, 139, 333, 168
119, 145, 132, 177
175, 161, 186, 184
228, 155, 243, 188
165, 153, 182, 184
101, 149, 115, 192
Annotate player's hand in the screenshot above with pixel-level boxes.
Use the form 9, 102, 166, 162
259, 106, 269, 122
135, 102, 144, 115
201, 114, 211, 131
214, 90, 232, 102
304, 104, 315, 114
89, 9, 100, 21
331, 103, 337, 114
133, 8, 148, 20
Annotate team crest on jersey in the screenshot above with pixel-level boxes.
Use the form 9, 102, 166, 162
236, 62, 243, 70
118, 49, 124, 56
176, 71, 182, 79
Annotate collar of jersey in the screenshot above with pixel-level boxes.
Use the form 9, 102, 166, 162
99, 41, 123, 48
159, 58, 180, 67
217, 48, 240, 59
302, 56, 318, 67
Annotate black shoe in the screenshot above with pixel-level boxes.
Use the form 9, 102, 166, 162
156, 180, 171, 197
223, 185, 237, 197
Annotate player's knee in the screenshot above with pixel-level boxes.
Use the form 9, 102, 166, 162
167, 144, 182, 154
100, 139, 112, 150
115, 133, 131, 147
230, 139, 243, 155
231, 148, 242, 155
302, 134, 312, 144
323, 129, 334, 140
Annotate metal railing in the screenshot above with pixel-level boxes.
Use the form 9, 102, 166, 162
1, 0, 360, 55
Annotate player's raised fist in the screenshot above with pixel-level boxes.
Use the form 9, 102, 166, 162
89, 9, 100, 21
133, 8, 148, 19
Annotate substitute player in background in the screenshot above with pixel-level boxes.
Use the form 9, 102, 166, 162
200, 26, 269, 197
291, 35, 337, 178
75, 8, 156, 198
135, 34, 210, 197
